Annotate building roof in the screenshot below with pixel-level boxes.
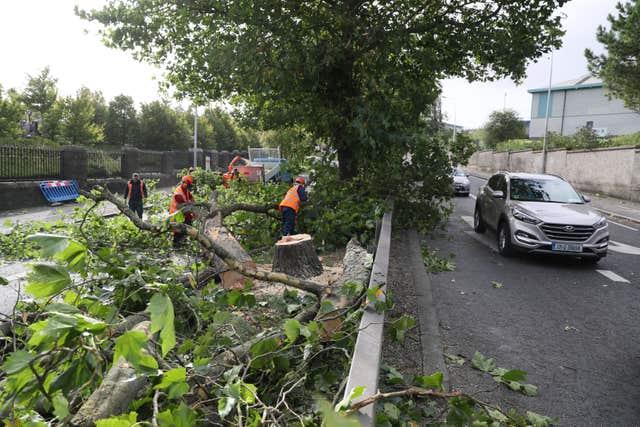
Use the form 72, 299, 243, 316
527, 74, 603, 94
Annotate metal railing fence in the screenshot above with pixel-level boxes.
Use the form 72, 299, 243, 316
0, 145, 61, 181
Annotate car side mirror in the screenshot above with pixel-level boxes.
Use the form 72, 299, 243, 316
491, 190, 505, 199
465, 173, 470, 177
582, 194, 591, 203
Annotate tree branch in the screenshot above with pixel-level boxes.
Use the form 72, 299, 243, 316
82, 187, 326, 298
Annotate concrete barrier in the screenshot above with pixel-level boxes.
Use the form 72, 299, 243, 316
467, 146, 640, 202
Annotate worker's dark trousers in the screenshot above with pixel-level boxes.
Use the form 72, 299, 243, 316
128, 199, 143, 218
282, 206, 296, 236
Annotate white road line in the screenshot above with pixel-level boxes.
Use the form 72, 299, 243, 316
607, 220, 639, 232
608, 241, 640, 256
469, 194, 477, 200
596, 270, 630, 283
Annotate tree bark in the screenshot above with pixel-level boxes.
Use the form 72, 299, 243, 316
70, 321, 152, 427
272, 234, 323, 279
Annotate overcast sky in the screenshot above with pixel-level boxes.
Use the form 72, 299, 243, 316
0, 0, 622, 128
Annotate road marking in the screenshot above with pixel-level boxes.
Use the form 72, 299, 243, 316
607, 220, 639, 232
469, 194, 477, 200
608, 241, 640, 256
596, 269, 630, 283
461, 216, 474, 228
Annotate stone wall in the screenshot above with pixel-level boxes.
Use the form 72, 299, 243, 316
466, 146, 640, 201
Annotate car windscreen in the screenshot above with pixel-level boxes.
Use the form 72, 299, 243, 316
509, 178, 584, 204
453, 169, 466, 177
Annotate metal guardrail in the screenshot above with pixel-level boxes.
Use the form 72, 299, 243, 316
0, 145, 61, 181
344, 210, 393, 425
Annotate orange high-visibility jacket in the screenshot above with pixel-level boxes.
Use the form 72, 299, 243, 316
279, 184, 301, 214
127, 180, 145, 201
169, 185, 195, 216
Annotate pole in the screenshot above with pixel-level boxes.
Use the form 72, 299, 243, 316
503, 92, 507, 111
541, 52, 553, 174
453, 104, 457, 144
193, 106, 198, 168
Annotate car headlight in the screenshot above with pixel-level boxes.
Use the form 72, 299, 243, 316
512, 207, 541, 225
594, 217, 607, 229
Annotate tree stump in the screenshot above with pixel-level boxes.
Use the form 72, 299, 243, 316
272, 234, 323, 278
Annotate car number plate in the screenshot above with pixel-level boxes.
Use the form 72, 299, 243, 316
551, 243, 583, 252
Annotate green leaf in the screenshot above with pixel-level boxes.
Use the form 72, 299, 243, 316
2, 350, 35, 375
414, 372, 443, 391
155, 367, 189, 399
95, 412, 138, 427
26, 233, 70, 258
240, 382, 258, 404
526, 411, 554, 427
0, 276, 8, 286
320, 399, 361, 427
52, 393, 70, 420
388, 315, 416, 343
158, 403, 196, 427
383, 402, 401, 420
471, 351, 496, 373
147, 293, 176, 357
501, 369, 527, 382
522, 383, 539, 396
113, 331, 158, 375
26, 264, 71, 298
335, 385, 365, 411
284, 319, 301, 343
218, 396, 237, 419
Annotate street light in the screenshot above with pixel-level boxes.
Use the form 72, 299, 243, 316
541, 52, 553, 174
193, 105, 198, 168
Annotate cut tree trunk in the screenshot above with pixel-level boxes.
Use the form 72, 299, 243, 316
272, 234, 323, 279
70, 321, 152, 427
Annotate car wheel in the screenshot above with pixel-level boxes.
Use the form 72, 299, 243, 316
473, 205, 486, 233
497, 221, 514, 257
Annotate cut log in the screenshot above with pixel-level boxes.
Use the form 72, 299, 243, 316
70, 321, 153, 427
272, 234, 323, 279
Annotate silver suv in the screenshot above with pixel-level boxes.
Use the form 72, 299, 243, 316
473, 172, 609, 261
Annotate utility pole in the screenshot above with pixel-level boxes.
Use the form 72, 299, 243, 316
541, 53, 553, 174
503, 92, 507, 111
453, 103, 457, 144
193, 106, 198, 168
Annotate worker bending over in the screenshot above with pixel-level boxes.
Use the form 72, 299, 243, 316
278, 177, 308, 236
169, 175, 196, 246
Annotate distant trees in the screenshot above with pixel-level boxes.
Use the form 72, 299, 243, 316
106, 95, 139, 146
586, 0, 640, 112
483, 110, 527, 148
0, 68, 257, 150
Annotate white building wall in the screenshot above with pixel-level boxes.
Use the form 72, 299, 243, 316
529, 87, 640, 138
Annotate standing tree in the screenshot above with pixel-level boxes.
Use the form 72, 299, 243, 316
483, 110, 527, 148
585, 0, 640, 112
78, 1, 567, 179
0, 85, 25, 138
138, 101, 191, 150
22, 66, 58, 115
60, 87, 105, 145
106, 95, 139, 146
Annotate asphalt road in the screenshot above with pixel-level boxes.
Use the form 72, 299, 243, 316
425, 175, 640, 426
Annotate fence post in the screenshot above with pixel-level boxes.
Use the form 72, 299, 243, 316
121, 147, 140, 177
60, 146, 88, 184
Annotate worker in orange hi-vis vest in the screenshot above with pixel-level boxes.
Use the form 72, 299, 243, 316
278, 177, 308, 236
169, 175, 196, 246
124, 172, 148, 218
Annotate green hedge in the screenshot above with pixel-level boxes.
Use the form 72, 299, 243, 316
493, 131, 640, 152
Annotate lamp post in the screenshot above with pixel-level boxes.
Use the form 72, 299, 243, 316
541, 52, 553, 174
193, 105, 198, 168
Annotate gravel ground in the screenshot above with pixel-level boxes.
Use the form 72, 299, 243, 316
381, 231, 424, 379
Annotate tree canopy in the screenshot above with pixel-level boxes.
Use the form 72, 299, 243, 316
79, 0, 567, 178
22, 66, 58, 115
585, 0, 640, 112
483, 110, 527, 148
